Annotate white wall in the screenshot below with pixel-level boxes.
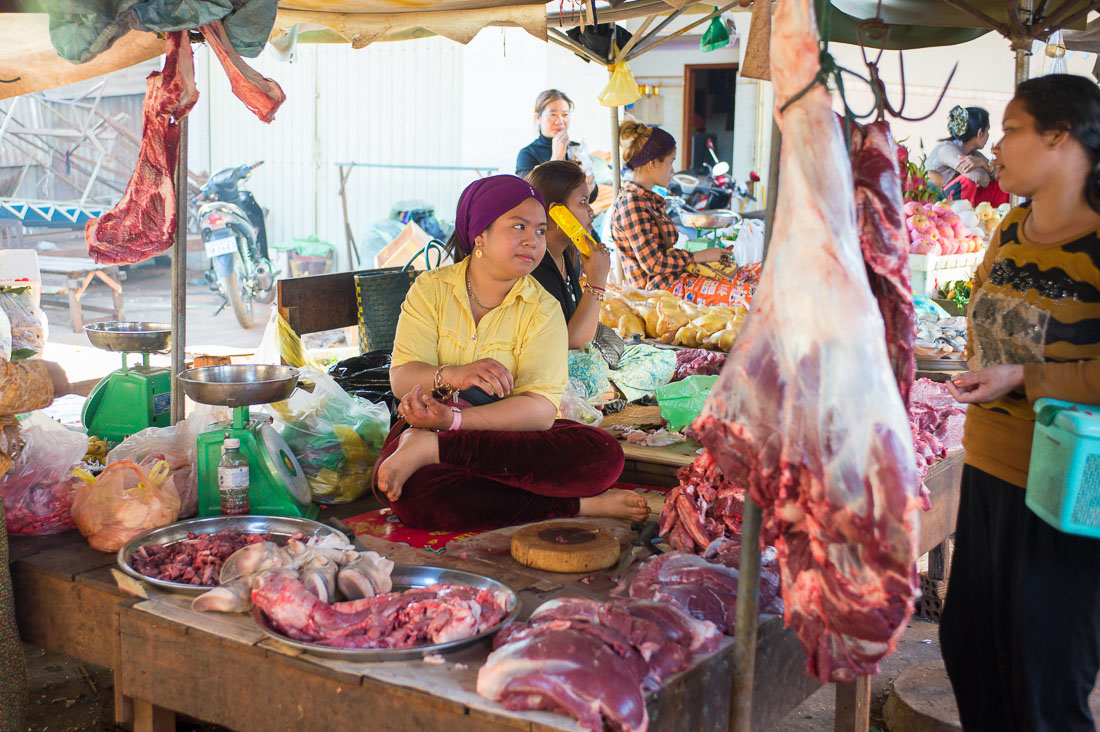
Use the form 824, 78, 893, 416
188, 29, 621, 270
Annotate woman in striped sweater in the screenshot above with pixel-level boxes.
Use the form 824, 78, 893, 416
941, 74, 1100, 732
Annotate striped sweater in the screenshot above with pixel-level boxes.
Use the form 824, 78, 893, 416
964, 204, 1100, 487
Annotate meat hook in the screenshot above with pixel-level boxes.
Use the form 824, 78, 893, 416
854, 14, 957, 123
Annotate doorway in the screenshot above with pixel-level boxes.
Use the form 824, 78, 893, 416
682, 64, 737, 172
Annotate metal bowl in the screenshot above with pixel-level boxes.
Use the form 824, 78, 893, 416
252, 565, 520, 661
117, 515, 345, 596
178, 364, 299, 407
85, 322, 172, 353
671, 172, 700, 192
679, 209, 742, 230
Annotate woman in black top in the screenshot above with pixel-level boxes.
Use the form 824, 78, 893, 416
526, 161, 610, 348
517, 89, 598, 204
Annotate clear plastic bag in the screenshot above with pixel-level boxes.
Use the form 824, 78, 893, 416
266, 367, 390, 504
0, 412, 87, 535
71, 458, 179, 552
104, 408, 217, 519
0, 286, 48, 357
0, 308, 11, 362
561, 378, 603, 427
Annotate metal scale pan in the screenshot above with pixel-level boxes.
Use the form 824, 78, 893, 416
177, 364, 300, 407
84, 321, 172, 353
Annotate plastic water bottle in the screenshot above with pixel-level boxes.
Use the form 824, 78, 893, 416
218, 436, 250, 515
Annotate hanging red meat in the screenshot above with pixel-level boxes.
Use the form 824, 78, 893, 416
847, 119, 916, 404
85, 31, 197, 265
199, 20, 285, 124
693, 0, 922, 684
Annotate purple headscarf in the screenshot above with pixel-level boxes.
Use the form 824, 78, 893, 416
453, 175, 547, 255
625, 126, 676, 170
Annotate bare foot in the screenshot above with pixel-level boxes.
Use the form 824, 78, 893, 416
376, 429, 439, 502
578, 489, 650, 522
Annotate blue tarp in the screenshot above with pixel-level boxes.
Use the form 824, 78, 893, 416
48, 0, 278, 64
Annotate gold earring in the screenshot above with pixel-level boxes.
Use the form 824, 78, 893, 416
474, 248, 484, 258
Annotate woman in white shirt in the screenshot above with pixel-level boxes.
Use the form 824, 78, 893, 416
926, 105, 1008, 207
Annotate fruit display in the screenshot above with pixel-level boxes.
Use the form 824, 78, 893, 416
904, 200, 985, 256
599, 287, 747, 352
973, 201, 1010, 238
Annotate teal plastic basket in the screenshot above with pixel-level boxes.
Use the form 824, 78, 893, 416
1025, 398, 1100, 538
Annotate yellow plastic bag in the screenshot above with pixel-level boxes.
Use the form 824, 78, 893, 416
71, 459, 180, 552
599, 63, 642, 107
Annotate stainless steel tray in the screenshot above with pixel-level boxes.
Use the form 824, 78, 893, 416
916, 358, 967, 372
117, 515, 344, 596
252, 565, 520, 661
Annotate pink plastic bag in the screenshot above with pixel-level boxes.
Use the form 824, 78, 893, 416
0, 412, 86, 535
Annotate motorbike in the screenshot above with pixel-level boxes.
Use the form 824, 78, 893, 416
194, 161, 276, 329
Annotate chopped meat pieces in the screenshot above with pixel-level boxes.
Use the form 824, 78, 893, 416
129, 530, 287, 586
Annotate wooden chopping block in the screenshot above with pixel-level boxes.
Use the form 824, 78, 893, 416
510, 522, 621, 573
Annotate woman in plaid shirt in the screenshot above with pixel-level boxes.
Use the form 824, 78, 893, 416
610, 121, 726, 290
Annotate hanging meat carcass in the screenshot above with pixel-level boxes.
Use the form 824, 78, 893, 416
199, 20, 285, 124
85, 22, 285, 265
847, 119, 916, 404
693, 0, 922, 684
85, 31, 197, 265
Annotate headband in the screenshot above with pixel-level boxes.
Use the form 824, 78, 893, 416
948, 106, 969, 138
625, 126, 676, 170
454, 175, 547, 255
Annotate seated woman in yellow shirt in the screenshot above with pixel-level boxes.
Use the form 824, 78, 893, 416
373, 174, 648, 531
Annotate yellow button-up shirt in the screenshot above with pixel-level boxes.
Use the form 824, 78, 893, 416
390, 258, 568, 408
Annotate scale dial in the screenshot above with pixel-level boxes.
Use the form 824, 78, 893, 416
258, 423, 311, 504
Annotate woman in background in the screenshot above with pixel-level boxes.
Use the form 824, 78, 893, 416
516, 89, 598, 203
927, 105, 1009, 207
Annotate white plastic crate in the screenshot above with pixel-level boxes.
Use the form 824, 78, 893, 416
909, 251, 983, 298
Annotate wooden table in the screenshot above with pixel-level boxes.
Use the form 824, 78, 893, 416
37, 256, 126, 331
106, 513, 820, 732
10, 453, 963, 732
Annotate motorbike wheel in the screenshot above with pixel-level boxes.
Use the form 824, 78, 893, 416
220, 270, 254, 329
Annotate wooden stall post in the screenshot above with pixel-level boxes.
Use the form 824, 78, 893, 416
170, 115, 188, 424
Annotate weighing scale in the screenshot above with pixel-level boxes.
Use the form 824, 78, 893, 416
178, 364, 317, 519
82, 322, 173, 443
678, 208, 742, 251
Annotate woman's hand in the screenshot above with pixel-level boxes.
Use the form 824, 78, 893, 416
692, 247, 729, 264
580, 246, 612, 289
945, 364, 1025, 404
43, 360, 70, 397
397, 385, 455, 430
442, 359, 515, 398
551, 130, 570, 161
956, 155, 990, 175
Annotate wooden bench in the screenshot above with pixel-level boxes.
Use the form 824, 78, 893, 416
37, 256, 126, 331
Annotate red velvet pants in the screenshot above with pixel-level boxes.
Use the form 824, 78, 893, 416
376, 420, 625, 531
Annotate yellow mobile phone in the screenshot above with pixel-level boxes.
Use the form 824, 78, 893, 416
548, 204, 597, 258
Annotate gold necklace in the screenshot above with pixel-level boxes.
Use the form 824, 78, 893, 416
551, 250, 567, 277
466, 275, 497, 311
